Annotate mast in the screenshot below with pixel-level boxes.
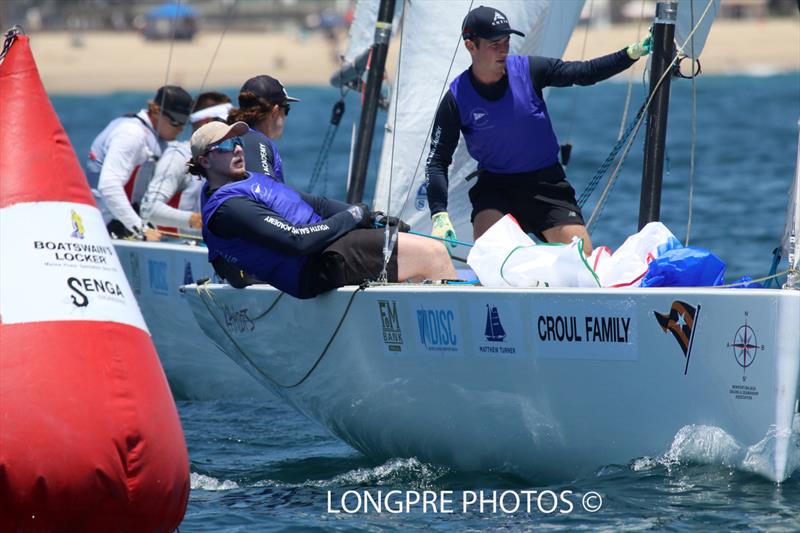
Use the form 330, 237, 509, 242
638, 1, 677, 230
346, 0, 396, 204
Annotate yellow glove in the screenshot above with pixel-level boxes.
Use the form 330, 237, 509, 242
627, 32, 652, 60
431, 212, 457, 249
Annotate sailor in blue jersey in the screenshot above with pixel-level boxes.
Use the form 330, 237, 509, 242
227, 75, 297, 183
189, 121, 456, 298
426, 6, 653, 256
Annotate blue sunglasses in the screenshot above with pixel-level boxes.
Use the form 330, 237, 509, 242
206, 136, 243, 154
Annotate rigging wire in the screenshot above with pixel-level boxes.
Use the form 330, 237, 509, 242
196, 0, 240, 96
378, 0, 407, 283
617, 0, 648, 140
378, 0, 475, 276
563, 0, 594, 147
685, 0, 699, 245
586, 0, 717, 231
154, 0, 182, 132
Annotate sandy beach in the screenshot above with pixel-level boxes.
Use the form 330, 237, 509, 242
26, 18, 799, 94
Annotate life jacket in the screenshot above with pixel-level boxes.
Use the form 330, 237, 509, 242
201, 172, 321, 297
450, 55, 560, 174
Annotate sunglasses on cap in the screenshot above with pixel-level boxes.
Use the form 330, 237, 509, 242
205, 137, 243, 155
279, 103, 290, 116
162, 110, 188, 128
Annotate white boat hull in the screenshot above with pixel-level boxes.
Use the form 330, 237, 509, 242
114, 240, 264, 399
182, 283, 800, 481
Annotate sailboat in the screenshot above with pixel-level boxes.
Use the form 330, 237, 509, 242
180, 0, 800, 482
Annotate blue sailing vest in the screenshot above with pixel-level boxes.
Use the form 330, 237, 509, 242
450, 55, 560, 174
201, 172, 322, 297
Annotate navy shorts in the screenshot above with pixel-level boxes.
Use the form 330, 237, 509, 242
299, 229, 399, 298
468, 163, 585, 241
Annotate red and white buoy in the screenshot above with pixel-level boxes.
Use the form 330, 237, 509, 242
0, 29, 189, 531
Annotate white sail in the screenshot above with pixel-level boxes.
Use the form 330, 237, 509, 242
675, 0, 719, 58
343, 0, 379, 63
373, 0, 585, 243
782, 118, 800, 289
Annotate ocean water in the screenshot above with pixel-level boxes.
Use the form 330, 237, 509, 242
51, 72, 800, 531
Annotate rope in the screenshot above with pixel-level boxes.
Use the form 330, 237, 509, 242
306, 98, 346, 193
713, 269, 796, 289
194, 281, 364, 389
577, 101, 647, 208
0, 25, 22, 66
158, 229, 203, 241
196, 0, 240, 96
617, 0, 648, 141
586, 0, 718, 232
408, 229, 473, 248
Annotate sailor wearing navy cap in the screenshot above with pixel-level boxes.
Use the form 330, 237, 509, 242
87, 85, 193, 240
426, 5, 652, 256
228, 74, 301, 184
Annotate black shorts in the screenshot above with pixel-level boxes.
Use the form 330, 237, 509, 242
299, 228, 399, 298
468, 163, 585, 242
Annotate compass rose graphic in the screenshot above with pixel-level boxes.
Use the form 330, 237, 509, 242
726, 312, 765, 381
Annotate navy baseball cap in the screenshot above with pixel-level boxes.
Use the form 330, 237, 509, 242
239, 75, 300, 106
462, 6, 525, 41
153, 85, 193, 125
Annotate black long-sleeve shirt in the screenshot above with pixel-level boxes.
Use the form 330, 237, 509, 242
425, 49, 636, 215
207, 191, 359, 256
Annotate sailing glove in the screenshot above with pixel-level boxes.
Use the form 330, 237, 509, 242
431, 212, 457, 249
627, 32, 652, 60
373, 211, 411, 233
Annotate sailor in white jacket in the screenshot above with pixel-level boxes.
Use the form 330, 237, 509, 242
140, 91, 233, 237
87, 85, 192, 240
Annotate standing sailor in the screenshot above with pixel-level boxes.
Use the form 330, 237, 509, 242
228, 75, 298, 183
426, 6, 652, 256
87, 85, 192, 240
140, 91, 233, 235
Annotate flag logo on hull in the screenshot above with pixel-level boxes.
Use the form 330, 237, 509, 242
654, 300, 701, 375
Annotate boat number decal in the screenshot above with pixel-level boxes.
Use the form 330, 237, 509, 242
417, 307, 458, 352
727, 311, 763, 400
654, 300, 701, 374
378, 300, 403, 352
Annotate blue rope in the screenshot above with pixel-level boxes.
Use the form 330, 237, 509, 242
408, 229, 474, 248
577, 101, 647, 208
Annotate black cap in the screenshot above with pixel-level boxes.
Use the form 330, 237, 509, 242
239, 75, 300, 106
461, 6, 525, 41
153, 85, 193, 125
